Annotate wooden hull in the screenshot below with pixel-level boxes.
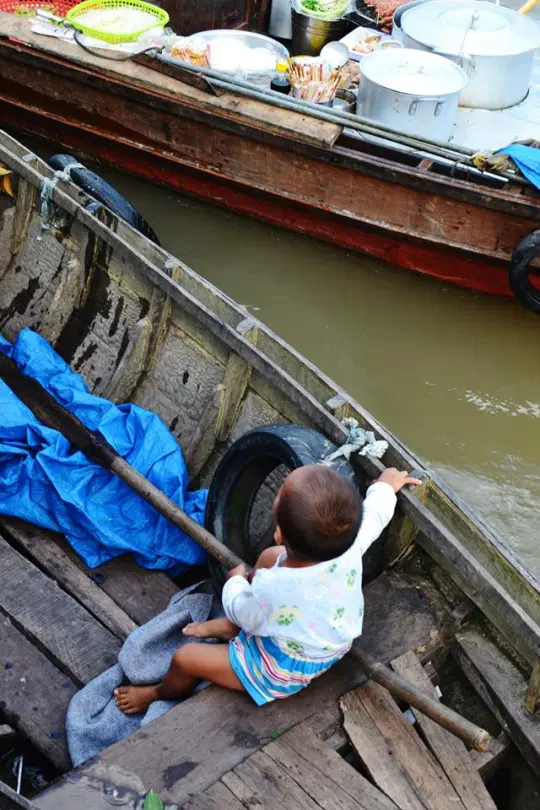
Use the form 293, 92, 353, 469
1, 128, 540, 808
0, 16, 539, 299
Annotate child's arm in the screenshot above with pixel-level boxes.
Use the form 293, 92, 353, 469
222, 567, 268, 636
356, 468, 422, 555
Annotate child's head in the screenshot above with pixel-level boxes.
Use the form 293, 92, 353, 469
274, 465, 361, 563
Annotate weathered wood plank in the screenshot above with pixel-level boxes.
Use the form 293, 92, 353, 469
33, 573, 443, 809
183, 782, 246, 810
341, 688, 429, 810
391, 652, 497, 810
343, 680, 465, 810
1, 516, 178, 626
0, 614, 76, 771
282, 724, 397, 810
0, 533, 120, 684
226, 750, 319, 810
0, 518, 136, 640
266, 733, 391, 810
453, 630, 540, 780
265, 739, 365, 810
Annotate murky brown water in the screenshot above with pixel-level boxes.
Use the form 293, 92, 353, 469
91, 168, 540, 574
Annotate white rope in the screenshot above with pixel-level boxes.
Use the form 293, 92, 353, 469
324, 417, 388, 463
39, 161, 85, 236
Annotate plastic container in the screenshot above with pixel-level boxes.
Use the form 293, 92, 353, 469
66, 0, 168, 43
291, 9, 349, 56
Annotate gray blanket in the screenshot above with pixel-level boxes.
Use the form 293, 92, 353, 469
67, 580, 223, 766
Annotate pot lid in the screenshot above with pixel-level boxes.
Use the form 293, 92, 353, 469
401, 0, 540, 57
361, 48, 468, 96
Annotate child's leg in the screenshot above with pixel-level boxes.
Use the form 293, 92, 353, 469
183, 546, 283, 639
114, 642, 244, 714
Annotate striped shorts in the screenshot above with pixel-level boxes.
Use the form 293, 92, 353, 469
229, 631, 346, 706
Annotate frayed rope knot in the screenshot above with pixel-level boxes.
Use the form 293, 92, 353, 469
324, 417, 388, 463
39, 162, 85, 237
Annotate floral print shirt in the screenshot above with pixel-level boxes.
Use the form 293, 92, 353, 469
222, 482, 396, 659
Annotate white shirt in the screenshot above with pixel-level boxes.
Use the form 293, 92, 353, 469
222, 481, 396, 659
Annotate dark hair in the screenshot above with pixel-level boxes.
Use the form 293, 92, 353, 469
275, 465, 361, 562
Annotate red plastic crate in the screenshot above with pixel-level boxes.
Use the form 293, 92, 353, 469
0, 0, 79, 17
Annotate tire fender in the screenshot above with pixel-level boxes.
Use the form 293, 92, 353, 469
48, 154, 160, 246
205, 424, 386, 588
509, 230, 540, 313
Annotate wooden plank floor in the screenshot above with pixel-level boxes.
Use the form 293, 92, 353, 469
180, 670, 497, 810
0, 520, 181, 770
33, 571, 449, 809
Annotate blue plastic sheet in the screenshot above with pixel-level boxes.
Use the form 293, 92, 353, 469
497, 144, 540, 191
0, 329, 207, 573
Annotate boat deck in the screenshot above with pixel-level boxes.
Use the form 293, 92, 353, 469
2, 512, 532, 810
0, 513, 452, 794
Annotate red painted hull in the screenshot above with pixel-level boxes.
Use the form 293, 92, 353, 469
5, 101, 513, 298
0, 28, 538, 301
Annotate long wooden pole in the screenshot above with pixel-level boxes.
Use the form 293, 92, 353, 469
0, 353, 491, 751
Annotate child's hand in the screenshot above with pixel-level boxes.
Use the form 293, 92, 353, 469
226, 563, 250, 580
377, 468, 423, 493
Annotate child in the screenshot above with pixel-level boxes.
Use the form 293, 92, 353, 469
114, 464, 421, 713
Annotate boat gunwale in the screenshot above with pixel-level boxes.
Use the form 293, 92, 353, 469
1, 129, 540, 667
1, 28, 540, 227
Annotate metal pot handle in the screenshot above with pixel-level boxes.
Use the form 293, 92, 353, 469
408, 99, 445, 117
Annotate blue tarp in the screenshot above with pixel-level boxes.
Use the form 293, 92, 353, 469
0, 329, 207, 573
497, 144, 540, 191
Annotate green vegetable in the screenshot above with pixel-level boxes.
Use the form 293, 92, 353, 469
144, 791, 164, 810
299, 0, 349, 18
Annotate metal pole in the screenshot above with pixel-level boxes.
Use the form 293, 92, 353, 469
156, 53, 526, 186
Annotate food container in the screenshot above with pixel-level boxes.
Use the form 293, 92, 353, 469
340, 25, 395, 61
400, 0, 540, 109
192, 30, 289, 87
356, 48, 468, 141
291, 9, 350, 56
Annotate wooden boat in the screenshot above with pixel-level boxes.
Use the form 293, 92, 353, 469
1, 128, 540, 810
0, 14, 540, 310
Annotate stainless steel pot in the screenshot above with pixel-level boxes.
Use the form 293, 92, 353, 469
356, 48, 467, 141
400, 0, 540, 109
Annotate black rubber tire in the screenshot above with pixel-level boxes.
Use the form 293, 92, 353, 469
48, 155, 160, 246
509, 230, 540, 313
205, 424, 385, 590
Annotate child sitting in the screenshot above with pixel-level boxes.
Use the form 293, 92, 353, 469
114, 464, 420, 713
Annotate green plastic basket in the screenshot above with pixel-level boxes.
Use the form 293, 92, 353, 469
66, 0, 169, 43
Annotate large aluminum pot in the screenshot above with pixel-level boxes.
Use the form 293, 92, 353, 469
391, 0, 432, 42
356, 48, 467, 142
400, 0, 540, 109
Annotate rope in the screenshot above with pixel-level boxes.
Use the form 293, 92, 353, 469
324, 417, 388, 463
39, 161, 85, 236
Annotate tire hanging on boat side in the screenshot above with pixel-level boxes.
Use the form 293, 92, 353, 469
205, 423, 386, 589
509, 230, 540, 313
48, 155, 161, 245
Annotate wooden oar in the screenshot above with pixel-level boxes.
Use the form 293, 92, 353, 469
0, 352, 491, 751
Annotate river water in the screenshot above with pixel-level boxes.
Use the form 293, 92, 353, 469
93, 167, 540, 576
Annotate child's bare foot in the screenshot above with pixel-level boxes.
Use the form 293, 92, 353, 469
114, 685, 160, 714
183, 617, 238, 641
